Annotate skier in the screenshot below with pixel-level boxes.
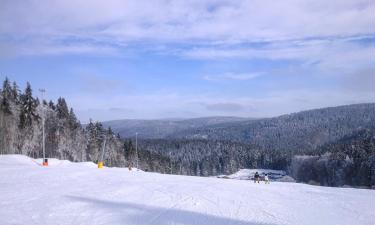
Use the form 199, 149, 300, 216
264, 173, 270, 184
254, 172, 260, 183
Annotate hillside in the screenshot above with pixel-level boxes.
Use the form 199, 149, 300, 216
170, 103, 375, 152
128, 104, 375, 184
102, 117, 249, 139
1, 155, 374, 225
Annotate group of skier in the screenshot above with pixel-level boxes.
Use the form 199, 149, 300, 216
253, 172, 270, 184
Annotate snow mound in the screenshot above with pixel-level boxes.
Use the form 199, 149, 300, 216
0, 154, 97, 169
0, 154, 40, 166
34, 158, 73, 166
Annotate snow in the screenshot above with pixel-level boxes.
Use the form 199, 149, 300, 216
1, 155, 375, 225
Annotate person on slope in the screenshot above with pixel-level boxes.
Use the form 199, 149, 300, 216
264, 173, 270, 184
254, 172, 260, 183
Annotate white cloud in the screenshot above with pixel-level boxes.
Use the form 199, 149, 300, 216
2, 0, 375, 122
184, 37, 375, 74
1, 0, 375, 57
0, 39, 118, 57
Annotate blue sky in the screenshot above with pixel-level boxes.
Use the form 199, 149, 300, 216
1, 0, 375, 122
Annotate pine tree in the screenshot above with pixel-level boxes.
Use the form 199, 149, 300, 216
11, 81, 19, 103
56, 97, 69, 119
19, 82, 38, 128
0, 77, 12, 114
68, 108, 79, 129
48, 100, 56, 110
86, 119, 101, 161
94, 122, 104, 136
124, 139, 136, 162
2, 77, 12, 99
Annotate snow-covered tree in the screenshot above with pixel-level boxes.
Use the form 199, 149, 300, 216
0, 77, 12, 114
68, 108, 79, 129
48, 100, 56, 110
19, 82, 38, 128
56, 97, 69, 119
11, 81, 19, 103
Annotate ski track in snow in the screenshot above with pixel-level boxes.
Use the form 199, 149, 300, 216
1, 155, 375, 225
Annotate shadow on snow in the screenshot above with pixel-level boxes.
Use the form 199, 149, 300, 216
67, 195, 279, 225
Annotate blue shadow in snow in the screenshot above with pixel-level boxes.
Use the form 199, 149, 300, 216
66, 195, 280, 225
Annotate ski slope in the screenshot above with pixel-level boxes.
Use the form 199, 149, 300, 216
1, 155, 374, 225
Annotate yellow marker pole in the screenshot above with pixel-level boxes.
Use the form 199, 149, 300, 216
98, 161, 103, 169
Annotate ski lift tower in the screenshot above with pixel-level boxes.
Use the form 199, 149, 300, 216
39, 89, 47, 166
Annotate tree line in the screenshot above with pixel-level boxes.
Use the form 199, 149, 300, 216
0, 77, 170, 172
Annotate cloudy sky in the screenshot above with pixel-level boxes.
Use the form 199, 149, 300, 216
1, 0, 375, 122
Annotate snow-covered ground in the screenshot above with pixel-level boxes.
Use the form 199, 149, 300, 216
1, 155, 374, 225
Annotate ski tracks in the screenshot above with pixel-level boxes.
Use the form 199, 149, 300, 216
145, 196, 193, 225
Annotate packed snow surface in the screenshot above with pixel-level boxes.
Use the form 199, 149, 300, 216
1, 155, 375, 225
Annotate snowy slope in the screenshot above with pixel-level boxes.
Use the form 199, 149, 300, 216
1, 155, 374, 225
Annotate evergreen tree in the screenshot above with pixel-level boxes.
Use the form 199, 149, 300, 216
19, 82, 38, 128
68, 108, 79, 129
1, 78, 12, 114
11, 81, 19, 103
86, 119, 101, 161
56, 97, 69, 119
94, 122, 104, 136
2, 77, 12, 99
86, 119, 95, 132
124, 139, 136, 162
48, 100, 56, 110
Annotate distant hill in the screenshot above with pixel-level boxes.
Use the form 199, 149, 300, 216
105, 104, 375, 150
130, 103, 375, 184
102, 117, 251, 139
170, 103, 375, 153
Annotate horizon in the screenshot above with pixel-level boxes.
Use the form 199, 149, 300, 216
1, 1, 375, 123
100, 101, 375, 122
2, 74, 374, 123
